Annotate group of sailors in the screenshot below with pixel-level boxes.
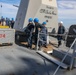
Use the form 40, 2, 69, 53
25, 18, 47, 50
0, 17, 65, 49
25, 18, 65, 50
0, 17, 15, 28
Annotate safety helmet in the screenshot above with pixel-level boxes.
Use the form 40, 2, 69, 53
1, 16, 3, 19
28, 18, 33, 22
12, 18, 14, 20
42, 22, 46, 25
60, 21, 63, 24
34, 18, 39, 23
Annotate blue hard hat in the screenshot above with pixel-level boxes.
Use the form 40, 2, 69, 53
34, 18, 39, 23
1, 16, 3, 19
28, 18, 33, 22
12, 18, 14, 20
42, 22, 46, 25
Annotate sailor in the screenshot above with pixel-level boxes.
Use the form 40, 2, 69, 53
0, 20, 2, 26
25, 18, 34, 48
10, 18, 15, 28
39, 22, 48, 49
6, 18, 9, 26
34, 18, 43, 49
57, 21, 65, 47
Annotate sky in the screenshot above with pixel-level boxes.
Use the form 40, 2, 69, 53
0, 0, 76, 28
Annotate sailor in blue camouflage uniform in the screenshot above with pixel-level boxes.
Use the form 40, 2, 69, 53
39, 22, 48, 49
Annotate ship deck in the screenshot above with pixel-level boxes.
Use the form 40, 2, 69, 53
0, 42, 76, 75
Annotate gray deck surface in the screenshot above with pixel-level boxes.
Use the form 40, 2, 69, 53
0, 44, 76, 75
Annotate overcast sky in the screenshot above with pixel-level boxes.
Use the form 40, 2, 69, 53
0, 0, 76, 28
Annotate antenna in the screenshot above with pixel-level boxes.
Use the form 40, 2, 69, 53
13, 5, 19, 8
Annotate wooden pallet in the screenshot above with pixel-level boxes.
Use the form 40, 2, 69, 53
0, 43, 13, 46
42, 44, 53, 53
21, 42, 53, 53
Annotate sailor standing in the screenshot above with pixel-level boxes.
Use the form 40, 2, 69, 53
39, 22, 48, 49
34, 18, 43, 49
57, 22, 65, 47
26, 18, 34, 49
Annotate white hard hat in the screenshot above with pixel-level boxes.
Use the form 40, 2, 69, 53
60, 21, 63, 24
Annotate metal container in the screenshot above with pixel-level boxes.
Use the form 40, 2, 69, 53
0, 29, 15, 44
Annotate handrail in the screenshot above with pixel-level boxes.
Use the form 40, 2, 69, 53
39, 32, 76, 37
53, 38, 76, 75
37, 32, 76, 75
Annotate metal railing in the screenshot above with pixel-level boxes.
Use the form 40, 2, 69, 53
36, 32, 48, 51
53, 38, 76, 75
36, 32, 76, 75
